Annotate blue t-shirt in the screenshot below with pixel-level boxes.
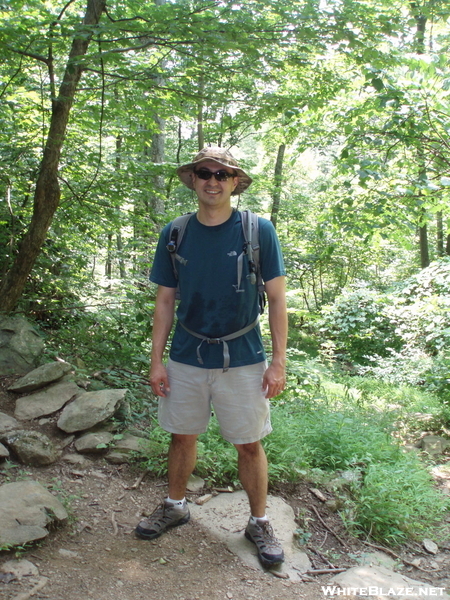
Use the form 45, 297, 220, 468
150, 210, 285, 368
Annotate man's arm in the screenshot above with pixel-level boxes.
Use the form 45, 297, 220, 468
149, 285, 177, 397
262, 276, 287, 399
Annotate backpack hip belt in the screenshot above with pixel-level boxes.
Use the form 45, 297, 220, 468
179, 316, 260, 372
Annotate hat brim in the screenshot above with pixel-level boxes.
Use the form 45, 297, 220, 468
177, 157, 252, 196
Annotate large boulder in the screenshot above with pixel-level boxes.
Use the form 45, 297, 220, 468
0, 317, 44, 375
8, 361, 72, 393
0, 480, 68, 547
0, 442, 9, 460
57, 389, 128, 433
14, 381, 82, 421
0, 411, 19, 434
1, 430, 61, 466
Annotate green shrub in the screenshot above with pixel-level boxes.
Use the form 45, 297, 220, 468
424, 352, 450, 405
355, 346, 432, 386
318, 286, 403, 364
300, 409, 400, 470
389, 259, 450, 357
346, 455, 447, 545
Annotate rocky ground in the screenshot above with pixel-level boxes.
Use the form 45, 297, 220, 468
2, 375, 450, 600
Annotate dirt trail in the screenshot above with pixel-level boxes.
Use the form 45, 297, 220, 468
1, 463, 326, 600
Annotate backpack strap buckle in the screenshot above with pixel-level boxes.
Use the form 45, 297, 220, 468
166, 240, 177, 253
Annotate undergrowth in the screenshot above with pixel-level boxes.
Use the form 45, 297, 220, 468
40, 298, 450, 547
137, 357, 449, 546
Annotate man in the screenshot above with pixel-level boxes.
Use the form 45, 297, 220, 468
135, 146, 288, 568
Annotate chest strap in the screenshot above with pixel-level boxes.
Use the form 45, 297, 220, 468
179, 316, 260, 372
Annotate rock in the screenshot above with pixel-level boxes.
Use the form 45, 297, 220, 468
0, 480, 68, 547
8, 361, 72, 393
0, 559, 39, 579
419, 435, 449, 455
58, 549, 79, 559
423, 538, 439, 554
339, 469, 363, 484
189, 490, 311, 579
14, 381, 81, 421
57, 389, 128, 433
105, 432, 144, 464
187, 474, 205, 492
327, 469, 363, 490
358, 551, 397, 569
61, 434, 75, 448
332, 563, 450, 599
1, 430, 61, 466
0, 411, 19, 434
324, 498, 343, 512
61, 453, 92, 466
74, 431, 114, 453
0, 442, 9, 460
0, 317, 44, 375
125, 427, 148, 439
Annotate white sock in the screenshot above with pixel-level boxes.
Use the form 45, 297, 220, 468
166, 496, 186, 506
250, 514, 268, 524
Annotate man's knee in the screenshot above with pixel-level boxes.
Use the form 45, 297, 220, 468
171, 433, 198, 450
234, 440, 264, 459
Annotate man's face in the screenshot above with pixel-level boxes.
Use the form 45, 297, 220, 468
191, 160, 238, 208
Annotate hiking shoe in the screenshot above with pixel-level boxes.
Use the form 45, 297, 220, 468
245, 518, 285, 567
135, 500, 190, 540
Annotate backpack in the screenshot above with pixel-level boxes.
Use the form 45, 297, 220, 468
166, 209, 266, 313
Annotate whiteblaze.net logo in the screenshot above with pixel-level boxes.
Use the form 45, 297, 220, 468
321, 586, 447, 597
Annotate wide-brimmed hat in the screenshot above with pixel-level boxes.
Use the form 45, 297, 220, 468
177, 146, 252, 196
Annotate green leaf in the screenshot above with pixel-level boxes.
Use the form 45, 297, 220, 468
371, 77, 385, 91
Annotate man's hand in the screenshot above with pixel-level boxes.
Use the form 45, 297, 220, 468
262, 361, 286, 399
149, 362, 171, 397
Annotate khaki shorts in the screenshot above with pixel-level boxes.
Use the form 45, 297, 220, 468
158, 359, 272, 445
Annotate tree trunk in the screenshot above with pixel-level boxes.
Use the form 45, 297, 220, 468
411, 4, 430, 269
150, 114, 166, 215
419, 223, 430, 268
270, 144, 285, 229
106, 233, 113, 285
116, 233, 126, 279
0, 0, 106, 314
149, 0, 166, 216
437, 211, 444, 256
197, 72, 205, 150
115, 132, 126, 279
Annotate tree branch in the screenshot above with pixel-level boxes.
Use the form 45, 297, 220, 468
5, 45, 49, 66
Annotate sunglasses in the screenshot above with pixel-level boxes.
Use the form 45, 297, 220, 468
194, 168, 236, 182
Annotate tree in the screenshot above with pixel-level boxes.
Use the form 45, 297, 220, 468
0, 0, 106, 312
270, 144, 285, 229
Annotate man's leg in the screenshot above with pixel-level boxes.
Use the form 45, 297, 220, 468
235, 440, 284, 567
135, 433, 197, 540
168, 433, 198, 499
234, 440, 268, 517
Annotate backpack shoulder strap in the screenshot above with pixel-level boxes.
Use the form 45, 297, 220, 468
167, 212, 194, 280
240, 210, 266, 313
